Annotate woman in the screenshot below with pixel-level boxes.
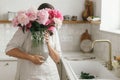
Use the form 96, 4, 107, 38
5, 3, 62, 80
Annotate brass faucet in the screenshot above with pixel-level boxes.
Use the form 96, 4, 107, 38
91, 40, 113, 70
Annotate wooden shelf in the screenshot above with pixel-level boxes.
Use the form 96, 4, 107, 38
90, 20, 101, 24
63, 20, 89, 24
0, 20, 11, 23
63, 20, 100, 24
0, 20, 101, 24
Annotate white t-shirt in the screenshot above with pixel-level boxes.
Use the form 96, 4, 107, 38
5, 28, 62, 80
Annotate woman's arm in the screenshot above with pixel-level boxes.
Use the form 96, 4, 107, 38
45, 31, 61, 64
6, 48, 45, 65
47, 42, 60, 63
5, 29, 44, 65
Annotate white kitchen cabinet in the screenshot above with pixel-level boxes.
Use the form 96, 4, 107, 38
61, 64, 69, 80
61, 59, 70, 80
0, 60, 17, 80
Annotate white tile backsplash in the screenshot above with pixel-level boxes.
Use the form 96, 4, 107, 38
59, 23, 120, 61
0, 23, 91, 55
1, 23, 120, 61
58, 23, 91, 52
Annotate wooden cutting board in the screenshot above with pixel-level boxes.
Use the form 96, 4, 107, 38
80, 29, 92, 53
80, 29, 91, 42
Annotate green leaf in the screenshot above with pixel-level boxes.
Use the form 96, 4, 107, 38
80, 72, 95, 79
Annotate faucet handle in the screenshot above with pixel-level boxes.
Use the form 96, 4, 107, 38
106, 61, 113, 70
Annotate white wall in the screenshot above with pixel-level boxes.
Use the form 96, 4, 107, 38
91, 24, 120, 61
0, 0, 85, 20
59, 24, 91, 52
93, 0, 101, 17
0, 0, 102, 56
91, 0, 120, 61
0, 0, 88, 55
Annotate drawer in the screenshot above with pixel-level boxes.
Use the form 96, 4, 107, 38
0, 61, 17, 80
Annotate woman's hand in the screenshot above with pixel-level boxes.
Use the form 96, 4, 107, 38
6, 48, 45, 65
30, 55, 45, 65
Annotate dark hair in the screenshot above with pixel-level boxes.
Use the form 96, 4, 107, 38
38, 3, 54, 10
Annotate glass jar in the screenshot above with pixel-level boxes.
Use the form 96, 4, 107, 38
30, 31, 49, 61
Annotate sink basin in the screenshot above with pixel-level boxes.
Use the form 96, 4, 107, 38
67, 60, 119, 80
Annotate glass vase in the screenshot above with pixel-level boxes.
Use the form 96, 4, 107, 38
30, 31, 48, 61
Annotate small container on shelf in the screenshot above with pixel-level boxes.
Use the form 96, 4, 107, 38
71, 16, 77, 21
63, 15, 71, 21
7, 11, 17, 21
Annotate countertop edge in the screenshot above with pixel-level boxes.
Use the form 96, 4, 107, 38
0, 56, 17, 61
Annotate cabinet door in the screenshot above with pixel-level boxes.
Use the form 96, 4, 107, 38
0, 61, 17, 80
61, 64, 69, 80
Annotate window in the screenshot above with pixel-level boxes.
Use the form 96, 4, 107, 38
100, 0, 120, 34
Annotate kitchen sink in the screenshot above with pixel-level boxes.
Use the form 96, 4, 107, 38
67, 60, 119, 80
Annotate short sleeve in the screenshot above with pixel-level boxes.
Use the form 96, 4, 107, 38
5, 29, 29, 53
52, 29, 62, 57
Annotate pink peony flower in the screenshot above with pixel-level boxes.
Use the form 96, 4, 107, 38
54, 10, 63, 21
12, 8, 63, 46
17, 13, 29, 25
26, 8, 37, 21
45, 19, 54, 26
53, 18, 62, 29
48, 9, 63, 21
26, 22, 32, 28
48, 26, 55, 31
17, 10, 26, 15
12, 17, 19, 27
37, 9, 49, 25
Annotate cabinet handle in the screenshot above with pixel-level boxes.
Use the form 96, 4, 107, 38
4, 63, 9, 66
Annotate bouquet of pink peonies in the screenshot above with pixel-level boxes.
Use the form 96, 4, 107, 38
12, 8, 63, 46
